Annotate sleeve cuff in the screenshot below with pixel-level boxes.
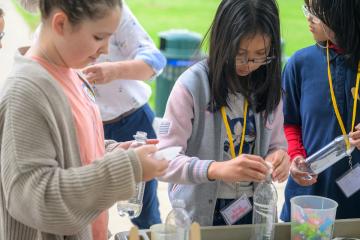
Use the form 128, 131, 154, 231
188, 159, 215, 184
135, 50, 167, 77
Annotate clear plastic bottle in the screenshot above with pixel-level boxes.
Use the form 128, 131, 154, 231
304, 135, 355, 175
252, 167, 277, 240
165, 199, 192, 240
117, 131, 147, 219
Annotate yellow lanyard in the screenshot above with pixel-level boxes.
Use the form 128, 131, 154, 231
326, 41, 360, 151
221, 99, 248, 158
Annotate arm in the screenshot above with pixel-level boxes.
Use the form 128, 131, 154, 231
1, 80, 141, 235
157, 82, 214, 184
83, 3, 166, 83
281, 57, 317, 185
264, 100, 290, 182
284, 124, 307, 160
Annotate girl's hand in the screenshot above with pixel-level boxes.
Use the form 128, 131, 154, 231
349, 123, 360, 150
290, 156, 317, 186
134, 145, 168, 181
265, 149, 290, 183
82, 62, 117, 84
207, 154, 269, 183
121, 139, 159, 149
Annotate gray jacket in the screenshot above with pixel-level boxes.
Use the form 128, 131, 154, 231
159, 61, 287, 226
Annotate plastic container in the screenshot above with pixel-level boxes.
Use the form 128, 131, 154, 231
150, 224, 179, 240
252, 166, 277, 240
304, 135, 355, 175
165, 200, 192, 240
291, 195, 338, 240
117, 131, 147, 218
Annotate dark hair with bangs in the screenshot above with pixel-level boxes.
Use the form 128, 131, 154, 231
39, 0, 122, 26
0, 8, 3, 17
204, 0, 282, 116
310, 0, 360, 68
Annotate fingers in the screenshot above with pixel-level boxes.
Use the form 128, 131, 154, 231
84, 72, 97, 84
350, 137, 360, 150
349, 130, 360, 140
272, 154, 290, 182
241, 169, 266, 182
119, 141, 133, 149
82, 65, 97, 75
267, 150, 287, 168
141, 144, 158, 154
240, 154, 268, 174
290, 165, 317, 186
349, 126, 360, 149
146, 139, 159, 145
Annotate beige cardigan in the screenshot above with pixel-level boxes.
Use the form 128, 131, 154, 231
0, 48, 142, 240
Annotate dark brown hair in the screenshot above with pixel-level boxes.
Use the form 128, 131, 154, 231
205, 0, 282, 116
39, 0, 122, 25
0, 8, 4, 17
310, 0, 360, 68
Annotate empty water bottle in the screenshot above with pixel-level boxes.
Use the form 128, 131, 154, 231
252, 164, 277, 240
304, 135, 355, 175
117, 131, 147, 218
165, 199, 192, 240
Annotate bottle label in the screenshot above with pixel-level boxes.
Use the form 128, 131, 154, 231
220, 194, 252, 225
336, 163, 360, 198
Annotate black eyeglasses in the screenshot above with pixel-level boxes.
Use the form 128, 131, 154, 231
0, 32, 4, 40
235, 56, 276, 66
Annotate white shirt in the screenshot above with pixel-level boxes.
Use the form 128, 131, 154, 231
94, 2, 166, 121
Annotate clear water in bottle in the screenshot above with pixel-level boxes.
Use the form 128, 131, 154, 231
252, 165, 277, 240
165, 199, 192, 240
117, 131, 147, 219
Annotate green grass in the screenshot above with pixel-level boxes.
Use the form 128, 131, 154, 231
126, 0, 315, 109
14, 0, 315, 109
11, 0, 40, 31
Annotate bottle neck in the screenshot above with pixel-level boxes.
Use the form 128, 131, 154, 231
265, 173, 272, 183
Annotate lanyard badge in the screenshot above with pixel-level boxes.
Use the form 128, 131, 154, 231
221, 100, 248, 158
326, 42, 360, 168
326, 42, 360, 197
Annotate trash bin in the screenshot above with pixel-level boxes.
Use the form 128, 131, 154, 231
156, 29, 202, 117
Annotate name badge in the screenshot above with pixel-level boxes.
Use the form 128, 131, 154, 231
336, 163, 360, 198
220, 194, 252, 225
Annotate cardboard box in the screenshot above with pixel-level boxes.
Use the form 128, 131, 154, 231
115, 218, 360, 240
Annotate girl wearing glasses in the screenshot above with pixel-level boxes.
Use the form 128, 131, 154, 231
0, 8, 4, 49
158, 0, 290, 226
281, 0, 360, 221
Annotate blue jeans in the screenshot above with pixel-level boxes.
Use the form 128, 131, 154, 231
212, 198, 253, 226
104, 104, 161, 229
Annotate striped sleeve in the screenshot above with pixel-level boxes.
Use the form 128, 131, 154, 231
0, 78, 141, 235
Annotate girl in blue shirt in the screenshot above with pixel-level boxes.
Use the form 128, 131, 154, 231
281, 0, 360, 221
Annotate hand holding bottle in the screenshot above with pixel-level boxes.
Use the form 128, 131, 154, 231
349, 123, 360, 150
265, 149, 291, 183
134, 145, 169, 181
290, 156, 318, 186
207, 154, 268, 182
